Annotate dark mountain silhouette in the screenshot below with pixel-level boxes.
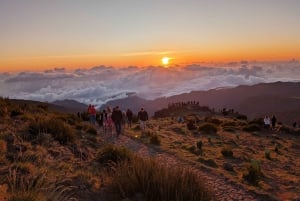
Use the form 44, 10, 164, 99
52, 99, 87, 112
103, 81, 300, 124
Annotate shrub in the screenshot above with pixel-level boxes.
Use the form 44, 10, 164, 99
236, 114, 248, 120
198, 158, 218, 168
28, 116, 75, 144
249, 118, 264, 126
279, 126, 292, 134
110, 156, 212, 201
198, 123, 218, 134
265, 150, 271, 160
223, 126, 236, 133
7, 169, 74, 201
196, 140, 203, 151
221, 147, 233, 158
0, 139, 7, 154
86, 126, 97, 135
243, 124, 261, 132
221, 121, 237, 127
204, 117, 222, 125
243, 159, 262, 186
150, 134, 161, 145
96, 144, 132, 165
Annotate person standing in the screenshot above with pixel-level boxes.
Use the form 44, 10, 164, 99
91, 105, 97, 125
112, 106, 123, 136
137, 107, 148, 130
271, 115, 277, 130
126, 109, 133, 128
264, 116, 271, 129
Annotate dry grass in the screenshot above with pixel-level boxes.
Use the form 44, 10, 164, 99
109, 155, 212, 201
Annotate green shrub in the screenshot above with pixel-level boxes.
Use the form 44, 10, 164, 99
110, 156, 212, 201
243, 159, 262, 186
221, 147, 233, 158
243, 124, 261, 132
198, 123, 218, 134
96, 144, 132, 165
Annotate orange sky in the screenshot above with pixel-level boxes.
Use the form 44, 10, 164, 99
1, 1, 300, 72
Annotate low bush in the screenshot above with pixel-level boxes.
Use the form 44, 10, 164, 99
28, 116, 75, 144
86, 125, 97, 135
198, 158, 218, 168
221, 147, 233, 158
96, 144, 132, 165
249, 118, 264, 126
243, 124, 261, 132
243, 159, 262, 186
265, 150, 271, 160
150, 134, 161, 145
236, 114, 248, 120
204, 117, 222, 125
198, 123, 218, 134
110, 156, 212, 201
223, 126, 236, 133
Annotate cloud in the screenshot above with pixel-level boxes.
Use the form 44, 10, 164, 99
0, 61, 299, 107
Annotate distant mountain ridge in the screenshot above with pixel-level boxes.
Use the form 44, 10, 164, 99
102, 81, 300, 124
52, 99, 87, 112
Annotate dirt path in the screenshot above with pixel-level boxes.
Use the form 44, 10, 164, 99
100, 133, 274, 201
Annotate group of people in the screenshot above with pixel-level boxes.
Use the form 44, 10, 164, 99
87, 105, 149, 136
263, 115, 277, 129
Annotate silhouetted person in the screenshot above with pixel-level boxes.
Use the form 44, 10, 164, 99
271, 115, 277, 129
126, 109, 133, 128
111, 106, 123, 136
293, 122, 298, 128
137, 107, 148, 130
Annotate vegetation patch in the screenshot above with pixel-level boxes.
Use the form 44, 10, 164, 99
243, 124, 261, 132
198, 157, 218, 168
198, 123, 218, 135
96, 144, 132, 165
221, 147, 233, 158
28, 116, 75, 144
109, 156, 212, 201
243, 159, 262, 186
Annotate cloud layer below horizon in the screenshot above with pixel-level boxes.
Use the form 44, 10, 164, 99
1, 61, 299, 107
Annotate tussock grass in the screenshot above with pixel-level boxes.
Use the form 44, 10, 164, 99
96, 144, 132, 165
198, 123, 218, 134
7, 169, 74, 201
110, 155, 212, 201
28, 116, 75, 144
243, 124, 261, 132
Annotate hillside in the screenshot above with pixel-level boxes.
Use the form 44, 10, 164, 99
0, 97, 299, 200
102, 81, 300, 124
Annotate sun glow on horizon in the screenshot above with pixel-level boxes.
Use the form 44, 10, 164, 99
161, 57, 170, 66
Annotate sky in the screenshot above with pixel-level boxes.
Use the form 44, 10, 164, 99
1, 0, 300, 72
0, 1, 299, 105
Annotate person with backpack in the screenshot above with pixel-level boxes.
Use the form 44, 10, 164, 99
137, 107, 148, 130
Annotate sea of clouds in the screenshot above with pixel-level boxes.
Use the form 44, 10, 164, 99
0, 60, 299, 107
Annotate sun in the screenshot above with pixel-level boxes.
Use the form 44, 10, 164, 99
161, 57, 170, 66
